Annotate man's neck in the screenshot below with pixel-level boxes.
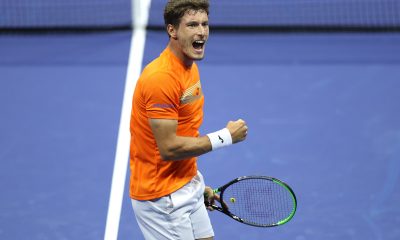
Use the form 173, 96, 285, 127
167, 41, 193, 68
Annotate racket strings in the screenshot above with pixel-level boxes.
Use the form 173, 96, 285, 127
222, 178, 294, 226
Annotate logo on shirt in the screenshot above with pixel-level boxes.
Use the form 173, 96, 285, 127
152, 103, 174, 109
180, 80, 203, 104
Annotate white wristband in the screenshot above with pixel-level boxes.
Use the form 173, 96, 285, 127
207, 128, 232, 150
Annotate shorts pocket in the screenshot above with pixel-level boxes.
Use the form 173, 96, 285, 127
151, 195, 174, 214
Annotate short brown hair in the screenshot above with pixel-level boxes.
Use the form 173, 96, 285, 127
164, 0, 209, 28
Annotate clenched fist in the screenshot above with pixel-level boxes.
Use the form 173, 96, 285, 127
226, 119, 248, 143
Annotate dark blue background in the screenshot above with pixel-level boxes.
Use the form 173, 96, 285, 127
1, 23, 400, 240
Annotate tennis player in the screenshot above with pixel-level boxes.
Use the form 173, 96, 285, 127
129, 1, 248, 239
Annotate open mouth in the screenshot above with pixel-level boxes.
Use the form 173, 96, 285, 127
192, 40, 205, 51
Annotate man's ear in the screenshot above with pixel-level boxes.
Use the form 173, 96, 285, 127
167, 24, 178, 40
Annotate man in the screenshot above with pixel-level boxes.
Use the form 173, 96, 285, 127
129, 1, 248, 239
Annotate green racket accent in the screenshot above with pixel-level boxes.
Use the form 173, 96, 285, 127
273, 179, 297, 225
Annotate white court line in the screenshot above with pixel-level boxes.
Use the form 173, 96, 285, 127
104, 0, 151, 239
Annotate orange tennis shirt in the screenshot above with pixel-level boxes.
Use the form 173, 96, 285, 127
129, 47, 204, 200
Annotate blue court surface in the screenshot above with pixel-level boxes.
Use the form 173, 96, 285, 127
1, 29, 400, 240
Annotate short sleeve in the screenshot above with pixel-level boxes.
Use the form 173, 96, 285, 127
141, 71, 180, 119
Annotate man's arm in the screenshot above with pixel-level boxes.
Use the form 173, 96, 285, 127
149, 118, 248, 161
149, 118, 211, 160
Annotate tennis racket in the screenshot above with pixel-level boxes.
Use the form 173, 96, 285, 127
205, 176, 297, 227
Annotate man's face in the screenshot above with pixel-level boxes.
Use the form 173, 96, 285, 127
174, 9, 209, 61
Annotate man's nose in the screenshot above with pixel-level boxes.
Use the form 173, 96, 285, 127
198, 25, 207, 35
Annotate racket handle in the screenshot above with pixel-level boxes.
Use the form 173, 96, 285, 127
204, 201, 223, 212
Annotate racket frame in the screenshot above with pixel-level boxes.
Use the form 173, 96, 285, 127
208, 176, 297, 227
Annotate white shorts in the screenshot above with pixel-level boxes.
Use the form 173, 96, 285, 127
131, 172, 214, 240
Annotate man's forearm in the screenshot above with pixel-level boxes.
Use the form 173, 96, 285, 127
159, 135, 212, 161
